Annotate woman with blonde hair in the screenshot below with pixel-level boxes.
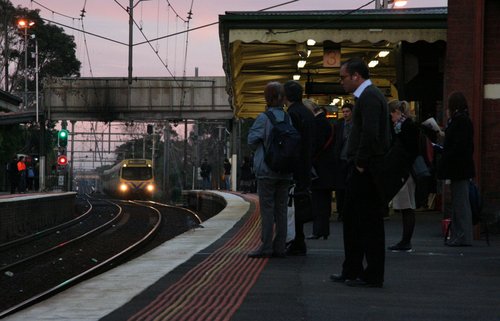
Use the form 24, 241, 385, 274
387, 100, 419, 251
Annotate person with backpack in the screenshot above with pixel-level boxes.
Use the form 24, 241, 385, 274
437, 91, 475, 247
386, 100, 419, 251
247, 81, 293, 258
283, 80, 315, 256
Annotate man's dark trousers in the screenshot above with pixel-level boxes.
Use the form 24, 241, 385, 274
341, 166, 385, 283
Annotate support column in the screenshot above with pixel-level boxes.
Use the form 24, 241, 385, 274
231, 119, 238, 192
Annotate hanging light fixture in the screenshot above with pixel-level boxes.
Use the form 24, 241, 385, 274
297, 60, 307, 68
393, 0, 408, 7
378, 50, 390, 58
368, 60, 379, 68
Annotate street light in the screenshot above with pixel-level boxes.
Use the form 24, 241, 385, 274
17, 19, 35, 110
375, 0, 408, 9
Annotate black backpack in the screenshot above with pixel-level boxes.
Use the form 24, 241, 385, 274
264, 110, 301, 174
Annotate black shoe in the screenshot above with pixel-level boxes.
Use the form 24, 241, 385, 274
345, 278, 383, 288
247, 251, 272, 258
329, 274, 347, 283
272, 252, 286, 258
445, 241, 471, 247
388, 242, 412, 251
306, 234, 328, 240
286, 241, 307, 256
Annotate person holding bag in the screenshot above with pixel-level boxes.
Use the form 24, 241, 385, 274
386, 100, 419, 251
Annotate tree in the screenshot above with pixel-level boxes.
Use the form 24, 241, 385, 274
0, 1, 81, 94
0, 0, 81, 191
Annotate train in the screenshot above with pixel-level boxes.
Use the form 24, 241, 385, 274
100, 159, 155, 199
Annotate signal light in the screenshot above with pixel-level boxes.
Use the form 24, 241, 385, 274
58, 129, 69, 147
57, 155, 68, 166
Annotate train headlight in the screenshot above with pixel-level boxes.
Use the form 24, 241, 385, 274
120, 183, 128, 192
147, 184, 155, 192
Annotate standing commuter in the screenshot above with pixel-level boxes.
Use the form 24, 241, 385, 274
239, 156, 253, 193
303, 99, 335, 240
247, 81, 292, 258
333, 103, 353, 221
8, 155, 19, 194
17, 156, 27, 193
387, 100, 419, 251
283, 80, 315, 256
200, 158, 212, 189
223, 158, 231, 190
330, 58, 391, 287
437, 91, 475, 247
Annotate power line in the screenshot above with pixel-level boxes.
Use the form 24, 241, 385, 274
112, 0, 184, 86
163, 0, 188, 23
30, 0, 83, 20
272, 0, 376, 34
40, 18, 128, 46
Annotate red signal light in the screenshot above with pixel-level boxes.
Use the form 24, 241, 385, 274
57, 155, 68, 166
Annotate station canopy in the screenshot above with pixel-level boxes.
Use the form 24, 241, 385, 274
219, 7, 447, 119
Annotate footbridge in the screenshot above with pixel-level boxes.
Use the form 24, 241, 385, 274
42, 76, 233, 121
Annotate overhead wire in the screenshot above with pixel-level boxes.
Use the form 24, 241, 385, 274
112, 0, 183, 86
30, 0, 83, 20
179, 0, 195, 111
163, 0, 188, 23
272, 0, 376, 34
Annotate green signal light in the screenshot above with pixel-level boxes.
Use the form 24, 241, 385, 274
58, 129, 69, 147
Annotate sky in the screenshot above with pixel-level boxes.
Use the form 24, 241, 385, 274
11, 0, 447, 79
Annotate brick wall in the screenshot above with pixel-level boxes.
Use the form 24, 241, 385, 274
481, 0, 500, 205
446, 0, 500, 207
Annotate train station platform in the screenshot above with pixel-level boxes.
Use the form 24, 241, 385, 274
4, 191, 500, 321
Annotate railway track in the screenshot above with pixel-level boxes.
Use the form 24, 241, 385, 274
0, 196, 163, 318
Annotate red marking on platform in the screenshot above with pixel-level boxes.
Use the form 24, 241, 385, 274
127, 194, 265, 321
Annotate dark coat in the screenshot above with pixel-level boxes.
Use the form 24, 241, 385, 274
347, 85, 391, 170
437, 111, 475, 180
240, 161, 253, 181
333, 118, 350, 190
288, 101, 315, 191
381, 118, 420, 203
311, 112, 335, 190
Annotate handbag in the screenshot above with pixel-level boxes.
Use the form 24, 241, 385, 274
412, 155, 431, 178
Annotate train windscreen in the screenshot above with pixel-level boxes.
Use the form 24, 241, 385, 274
122, 167, 152, 180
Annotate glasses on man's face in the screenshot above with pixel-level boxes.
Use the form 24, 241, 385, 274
339, 74, 350, 82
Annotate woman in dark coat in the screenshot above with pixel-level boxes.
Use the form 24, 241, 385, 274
303, 99, 335, 240
387, 100, 419, 251
437, 91, 475, 246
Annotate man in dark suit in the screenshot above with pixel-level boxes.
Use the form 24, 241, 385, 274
330, 58, 391, 287
283, 80, 315, 256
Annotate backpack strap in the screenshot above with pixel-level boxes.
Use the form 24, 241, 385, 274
265, 110, 288, 125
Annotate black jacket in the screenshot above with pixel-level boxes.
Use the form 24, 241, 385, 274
437, 111, 475, 180
347, 85, 391, 170
311, 112, 335, 190
288, 101, 315, 191
381, 118, 419, 203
